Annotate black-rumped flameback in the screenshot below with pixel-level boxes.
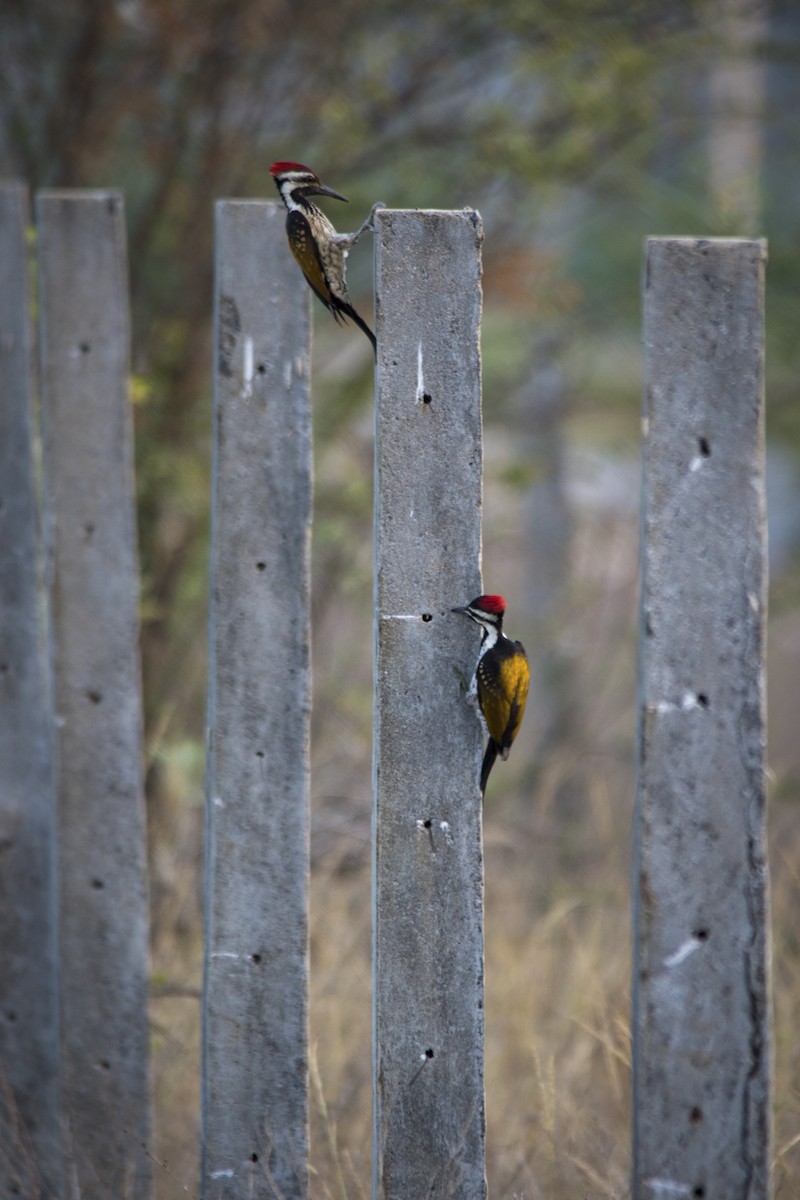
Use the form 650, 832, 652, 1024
452, 594, 530, 796
269, 161, 377, 355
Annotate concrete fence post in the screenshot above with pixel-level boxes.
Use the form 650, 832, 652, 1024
36, 189, 153, 1198
372, 208, 486, 1200
633, 237, 770, 1200
202, 200, 312, 1199
0, 182, 63, 1199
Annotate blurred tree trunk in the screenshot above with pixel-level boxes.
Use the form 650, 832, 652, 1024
708, 0, 767, 233
522, 335, 577, 754
519, 334, 589, 846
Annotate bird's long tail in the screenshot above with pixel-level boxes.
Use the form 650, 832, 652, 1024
480, 741, 498, 797
338, 299, 377, 357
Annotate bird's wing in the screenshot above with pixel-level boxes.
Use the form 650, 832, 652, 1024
477, 642, 530, 753
285, 210, 376, 354
286, 209, 336, 312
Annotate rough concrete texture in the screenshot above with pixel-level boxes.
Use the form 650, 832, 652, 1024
634, 237, 770, 1200
37, 190, 153, 1198
203, 201, 312, 1200
372, 209, 487, 1200
0, 182, 63, 1200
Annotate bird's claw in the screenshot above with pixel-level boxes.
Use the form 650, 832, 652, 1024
337, 202, 387, 248
367, 201, 387, 227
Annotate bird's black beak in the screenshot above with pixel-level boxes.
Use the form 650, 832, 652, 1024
311, 183, 349, 203
451, 605, 468, 615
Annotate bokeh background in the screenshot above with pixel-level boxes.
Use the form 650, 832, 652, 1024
3, 1, 800, 1195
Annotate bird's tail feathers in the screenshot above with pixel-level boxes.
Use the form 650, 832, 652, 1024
337, 300, 377, 357
480, 741, 498, 797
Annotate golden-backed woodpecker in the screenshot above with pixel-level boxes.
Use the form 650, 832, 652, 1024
269, 161, 377, 355
452, 594, 530, 796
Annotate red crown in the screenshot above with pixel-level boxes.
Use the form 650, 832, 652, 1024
269, 161, 314, 176
475, 594, 506, 615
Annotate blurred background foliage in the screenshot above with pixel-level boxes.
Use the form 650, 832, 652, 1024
3, 0, 800, 1195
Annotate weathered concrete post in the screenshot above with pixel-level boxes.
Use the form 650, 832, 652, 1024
36, 190, 153, 1198
202, 201, 312, 1199
0, 183, 63, 1200
633, 237, 770, 1199
372, 209, 486, 1200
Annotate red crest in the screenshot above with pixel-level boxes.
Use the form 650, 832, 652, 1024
269, 161, 315, 177
475, 594, 506, 616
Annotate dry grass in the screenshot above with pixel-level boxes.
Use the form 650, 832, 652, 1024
146, 755, 800, 1200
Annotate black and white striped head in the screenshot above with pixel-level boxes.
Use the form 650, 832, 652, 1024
451, 594, 506, 643
269, 161, 349, 211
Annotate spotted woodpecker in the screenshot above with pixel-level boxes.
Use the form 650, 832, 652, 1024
452, 594, 530, 796
269, 161, 378, 355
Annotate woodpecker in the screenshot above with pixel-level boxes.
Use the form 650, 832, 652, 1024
269, 161, 377, 355
452, 594, 530, 797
